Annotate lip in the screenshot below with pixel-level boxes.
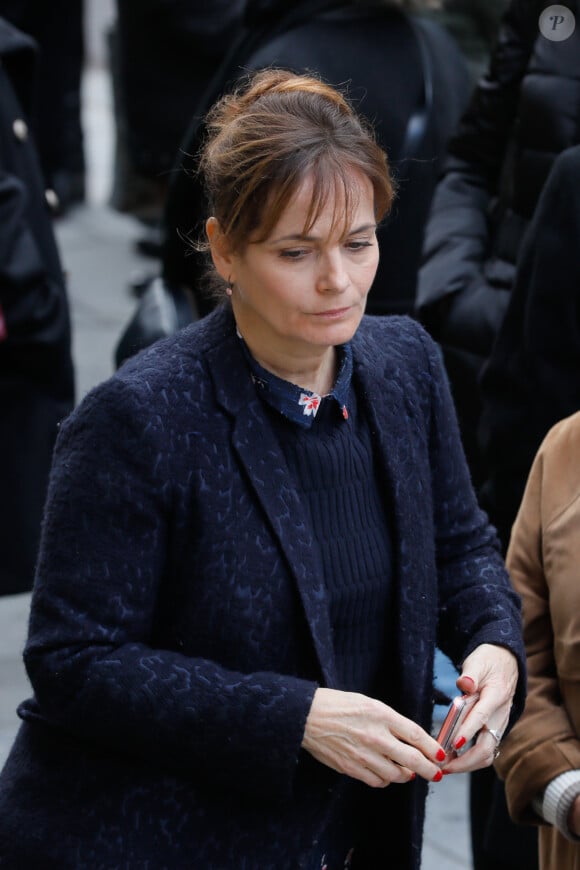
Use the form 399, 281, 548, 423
311, 306, 352, 319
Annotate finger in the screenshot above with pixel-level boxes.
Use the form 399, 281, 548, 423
440, 725, 504, 774
341, 751, 416, 788
387, 713, 450, 766
386, 740, 446, 782
456, 674, 478, 694
445, 694, 511, 752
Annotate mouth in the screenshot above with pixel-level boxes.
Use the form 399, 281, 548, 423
311, 306, 353, 319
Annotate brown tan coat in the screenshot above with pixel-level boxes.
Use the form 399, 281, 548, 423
496, 411, 580, 869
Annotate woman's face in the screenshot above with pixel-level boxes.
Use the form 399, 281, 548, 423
208, 169, 379, 360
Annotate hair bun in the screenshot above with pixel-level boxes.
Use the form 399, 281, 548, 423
238, 68, 352, 114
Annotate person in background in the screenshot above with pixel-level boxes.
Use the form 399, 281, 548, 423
0, 0, 85, 214
0, 16, 75, 596
496, 409, 580, 870
0, 69, 524, 868
479, 144, 580, 556
416, 1, 580, 866
109, 0, 245, 245
429, 0, 508, 82
415, 0, 580, 495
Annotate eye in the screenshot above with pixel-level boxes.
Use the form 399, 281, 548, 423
279, 248, 308, 260
345, 240, 373, 251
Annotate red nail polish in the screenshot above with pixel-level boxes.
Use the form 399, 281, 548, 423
409, 772, 416, 781
432, 770, 443, 783
442, 769, 452, 776
454, 736, 467, 750
436, 748, 446, 762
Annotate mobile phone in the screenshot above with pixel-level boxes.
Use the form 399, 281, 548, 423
436, 693, 480, 758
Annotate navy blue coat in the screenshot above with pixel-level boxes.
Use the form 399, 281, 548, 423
0, 305, 524, 868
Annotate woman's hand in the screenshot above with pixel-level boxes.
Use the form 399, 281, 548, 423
439, 643, 519, 774
302, 688, 446, 787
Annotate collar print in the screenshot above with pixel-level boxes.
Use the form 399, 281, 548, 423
298, 393, 322, 417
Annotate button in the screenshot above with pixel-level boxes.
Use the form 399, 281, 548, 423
45, 189, 60, 212
12, 118, 28, 141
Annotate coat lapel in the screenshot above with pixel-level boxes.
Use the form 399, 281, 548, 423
352, 326, 435, 721
206, 327, 337, 687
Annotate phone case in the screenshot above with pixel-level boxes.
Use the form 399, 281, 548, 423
436, 693, 479, 755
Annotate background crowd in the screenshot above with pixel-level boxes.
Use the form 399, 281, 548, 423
1, 1, 579, 868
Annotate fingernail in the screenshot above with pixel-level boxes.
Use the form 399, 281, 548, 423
454, 736, 467, 750
442, 769, 452, 776
409, 772, 416, 781
436, 748, 446, 762
432, 770, 443, 783
462, 676, 475, 688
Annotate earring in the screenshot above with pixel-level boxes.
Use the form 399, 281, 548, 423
225, 279, 233, 297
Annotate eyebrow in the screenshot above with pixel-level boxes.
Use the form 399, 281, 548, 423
269, 223, 377, 243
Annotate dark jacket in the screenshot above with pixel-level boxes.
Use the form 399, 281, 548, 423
0, 17, 74, 595
479, 145, 580, 548
0, 306, 525, 868
415, 0, 580, 490
428, 0, 508, 82
114, 0, 245, 181
161, 0, 471, 320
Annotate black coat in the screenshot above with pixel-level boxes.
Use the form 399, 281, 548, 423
161, 0, 471, 319
0, 17, 74, 595
479, 145, 580, 548
415, 0, 580, 490
114, 0, 245, 180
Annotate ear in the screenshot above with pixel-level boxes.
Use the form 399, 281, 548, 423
206, 217, 236, 282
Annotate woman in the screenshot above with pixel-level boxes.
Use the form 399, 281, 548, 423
496, 411, 580, 870
0, 70, 524, 868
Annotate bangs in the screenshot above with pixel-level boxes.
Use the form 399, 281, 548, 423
253, 153, 390, 243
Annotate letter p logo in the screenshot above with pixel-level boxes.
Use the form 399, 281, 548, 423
539, 5, 576, 41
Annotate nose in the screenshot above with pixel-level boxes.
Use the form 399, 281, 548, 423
316, 249, 350, 293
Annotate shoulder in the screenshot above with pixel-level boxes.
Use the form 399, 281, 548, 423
355, 314, 439, 367
539, 411, 580, 464
353, 315, 451, 416
532, 411, 580, 527
115, 304, 233, 391
67, 307, 234, 433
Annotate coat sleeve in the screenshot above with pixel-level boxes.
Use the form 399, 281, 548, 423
23, 375, 317, 802
0, 171, 65, 347
496, 421, 580, 824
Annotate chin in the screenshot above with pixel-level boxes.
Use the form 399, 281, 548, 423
314, 321, 360, 347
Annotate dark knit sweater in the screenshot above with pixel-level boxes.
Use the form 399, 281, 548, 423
262, 381, 394, 870
267, 390, 393, 696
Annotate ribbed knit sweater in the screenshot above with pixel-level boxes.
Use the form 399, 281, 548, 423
266, 386, 394, 869
267, 389, 393, 696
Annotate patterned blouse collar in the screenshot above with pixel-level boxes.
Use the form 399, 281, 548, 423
236, 328, 352, 430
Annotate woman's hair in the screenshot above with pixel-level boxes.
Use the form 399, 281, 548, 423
198, 68, 395, 258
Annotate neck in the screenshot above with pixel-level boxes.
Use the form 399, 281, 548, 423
241, 334, 337, 395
